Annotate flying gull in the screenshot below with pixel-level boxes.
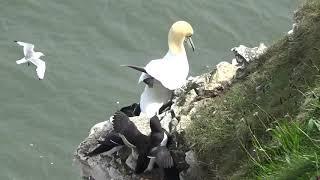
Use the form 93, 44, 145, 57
14, 41, 46, 80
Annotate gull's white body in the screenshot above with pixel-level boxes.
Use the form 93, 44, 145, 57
15, 41, 46, 80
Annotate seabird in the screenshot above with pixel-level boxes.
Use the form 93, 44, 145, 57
123, 21, 195, 117
111, 111, 150, 173
85, 132, 124, 157
112, 111, 177, 177
144, 116, 180, 180
14, 41, 46, 80
84, 112, 147, 159
85, 111, 179, 178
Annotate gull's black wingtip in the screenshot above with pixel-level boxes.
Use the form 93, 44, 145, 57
14, 40, 18, 43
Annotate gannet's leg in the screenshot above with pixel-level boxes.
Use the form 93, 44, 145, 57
158, 100, 173, 114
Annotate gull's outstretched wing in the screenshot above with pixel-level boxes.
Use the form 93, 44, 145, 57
31, 58, 46, 79
14, 41, 34, 58
16, 57, 28, 64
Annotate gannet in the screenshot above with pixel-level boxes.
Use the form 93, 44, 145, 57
14, 41, 46, 80
124, 21, 195, 117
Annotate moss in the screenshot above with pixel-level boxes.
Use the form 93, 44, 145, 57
186, 0, 320, 178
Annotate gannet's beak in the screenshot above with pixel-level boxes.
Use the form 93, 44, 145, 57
187, 36, 195, 52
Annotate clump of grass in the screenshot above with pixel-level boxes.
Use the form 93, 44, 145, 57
246, 119, 320, 179
245, 75, 320, 179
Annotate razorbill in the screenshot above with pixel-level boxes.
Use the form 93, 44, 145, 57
14, 41, 46, 80
112, 111, 178, 176
144, 115, 180, 180
123, 21, 195, 117
85, 132, 124, 157
144, 115, 173, 170
112, 111, 151, 173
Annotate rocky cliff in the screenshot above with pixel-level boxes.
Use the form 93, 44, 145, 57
73, 43, 267, 180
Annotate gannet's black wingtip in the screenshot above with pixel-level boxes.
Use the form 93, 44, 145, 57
121, 65, 147, 73
14, 40, 18, 43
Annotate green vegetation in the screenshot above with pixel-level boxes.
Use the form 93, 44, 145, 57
186, 0, 320, 179
247, 106, 320, 179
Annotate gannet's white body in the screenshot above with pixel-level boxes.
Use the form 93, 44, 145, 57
138, 21, 195, 117
139, 78, 172, 118
15, 41, 46, 80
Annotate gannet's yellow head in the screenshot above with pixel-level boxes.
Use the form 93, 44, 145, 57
168, 21, 195, 55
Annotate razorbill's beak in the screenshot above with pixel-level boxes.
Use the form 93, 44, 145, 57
186, 36, 195, 52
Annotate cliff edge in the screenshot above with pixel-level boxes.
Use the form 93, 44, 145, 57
74, 0, 320, 179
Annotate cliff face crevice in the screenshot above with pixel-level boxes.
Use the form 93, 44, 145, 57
74, 43, 267, 180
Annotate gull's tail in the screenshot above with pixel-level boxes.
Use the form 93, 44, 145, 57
16, 58, 28, 64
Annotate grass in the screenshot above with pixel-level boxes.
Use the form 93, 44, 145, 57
185, 0, 320, 178
247, 119, 320, 179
